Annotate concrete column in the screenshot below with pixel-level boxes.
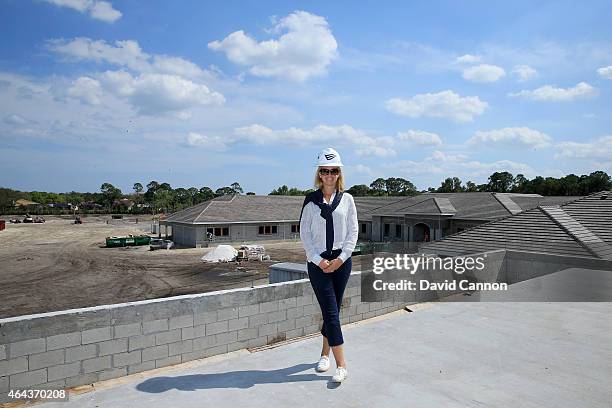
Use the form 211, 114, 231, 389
371, 216, 381, 242
434, 228, 442, 240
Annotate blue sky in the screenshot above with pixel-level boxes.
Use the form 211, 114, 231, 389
1, 0, 611, 194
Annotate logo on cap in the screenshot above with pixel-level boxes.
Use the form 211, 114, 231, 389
324, 154, 336, 160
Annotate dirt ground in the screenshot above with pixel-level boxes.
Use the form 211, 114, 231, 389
0, 216, 334, 319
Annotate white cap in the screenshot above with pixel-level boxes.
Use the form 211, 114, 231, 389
316, 147, 344, 167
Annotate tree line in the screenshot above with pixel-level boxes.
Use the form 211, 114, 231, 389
1, 171, 609, 215
271, 171, 611, 197
0, 181, 247, 215
426, 171, 611, 196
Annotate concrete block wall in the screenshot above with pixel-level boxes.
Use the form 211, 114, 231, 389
0, 272, 406, 403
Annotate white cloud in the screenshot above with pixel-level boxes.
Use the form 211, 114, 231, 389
208, 10, 338, 81
89, 1, 121, 22
47, 38, 224, 114
174, 111, 192, 120
480, 41, 612, 79
48, 38, 150, 72
387, 159, 444, 175
397, 130, 442, 146
555, 135, 612, 159
67, 76, 103, 105
339, 42, 455, 75
232, 124, 395, 156
47, 37, 213, 80
0, 71, 129, 144
348, 164, 373, 175
181, 123, 397, 157
509, 82, 598, 101
355, 146, 396, 157
186, 132, 229, 150
385, 90, 488, 123
468, 127, 552, 149
42, 0, 121, 22
461, 159, 534, 176
386, 151, 534, 179
151, 55, 209, 79
597, 66, 612, 79
462, 64, 506, 83
3, 114, 31, 126
0, 71, 295, 162
99, 71, 225, 115
512, 65, 537, 81
44, 0, 92, 12
99, 70, 134, 96
430, 150, 468, 163
456, 54, 482, 64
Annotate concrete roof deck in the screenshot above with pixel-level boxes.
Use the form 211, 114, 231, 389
43, 273, 612, 408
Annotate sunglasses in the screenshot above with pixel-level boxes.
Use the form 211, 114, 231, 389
319, 168, 340, 175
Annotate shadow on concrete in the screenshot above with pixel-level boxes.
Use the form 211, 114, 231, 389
136, 363, 330, 392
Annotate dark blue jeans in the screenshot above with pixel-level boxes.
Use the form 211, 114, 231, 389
307, 253, 352, 347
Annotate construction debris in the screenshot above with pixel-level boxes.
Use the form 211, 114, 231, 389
236, 244, 266, 261
200, 245, 238, 263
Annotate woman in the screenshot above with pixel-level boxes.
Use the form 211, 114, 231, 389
299, 147, 358, 384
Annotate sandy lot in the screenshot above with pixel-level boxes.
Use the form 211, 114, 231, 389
0, 216, 319, 319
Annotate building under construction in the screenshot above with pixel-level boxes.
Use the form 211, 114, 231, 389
160, 192, 584, 248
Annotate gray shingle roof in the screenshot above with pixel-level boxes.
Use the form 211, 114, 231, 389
163, 195, 304, 223
421, 191, 612, 259
510, 195, 584, 210
162, 194, 403, 224
492, 193, 525, 214
434, 197, 457, 214
163, 192, 587, 226
540, 205, 612, 259
369, 192, 579, 220
352, 196, 406, 221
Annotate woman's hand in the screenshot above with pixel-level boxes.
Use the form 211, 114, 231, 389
318, 259, 331, 271
322, 258, 344, 273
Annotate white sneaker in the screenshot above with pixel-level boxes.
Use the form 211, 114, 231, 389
331, 366, 348, 383
315, 355, 330, 372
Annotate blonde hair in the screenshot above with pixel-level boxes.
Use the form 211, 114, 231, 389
313, 167, 345, 191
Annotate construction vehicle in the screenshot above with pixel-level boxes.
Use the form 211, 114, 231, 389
150, 238, 174, 250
